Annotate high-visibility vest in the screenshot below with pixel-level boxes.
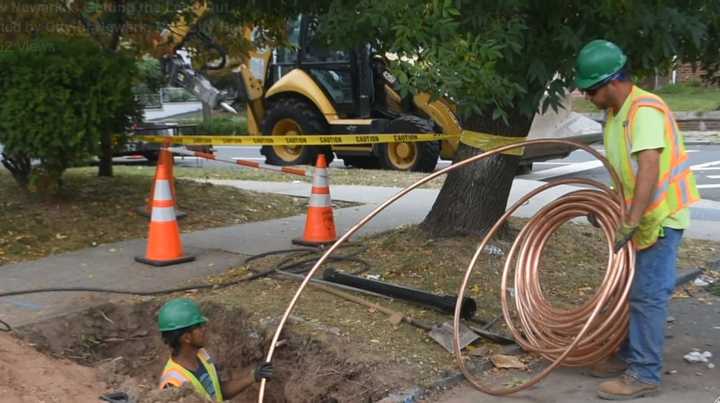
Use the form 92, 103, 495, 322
158, 348, 224, 402
609, 87, 700, 249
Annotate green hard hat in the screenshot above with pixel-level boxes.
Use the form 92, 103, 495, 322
157, 298, 208, 332
575, 40, 628, 90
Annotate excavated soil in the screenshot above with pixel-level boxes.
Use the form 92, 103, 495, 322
13, 300, 406, 402
0, 332, 106, 403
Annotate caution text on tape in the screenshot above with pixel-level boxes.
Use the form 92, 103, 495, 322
133, 133, 455, 146
133, 131, 525, 156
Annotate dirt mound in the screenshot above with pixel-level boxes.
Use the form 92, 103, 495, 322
0, 332, 106, 403
17, 300, 402, 402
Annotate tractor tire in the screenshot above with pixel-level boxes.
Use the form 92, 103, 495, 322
377, 115, 440, 172
260, 98, 334, 166
142, 151, 160, 164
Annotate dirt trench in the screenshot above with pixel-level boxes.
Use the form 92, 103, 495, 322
15, 300, 401, 402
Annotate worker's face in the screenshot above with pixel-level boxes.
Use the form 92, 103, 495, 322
182, 323, 208, 348
583, 82, 613, 109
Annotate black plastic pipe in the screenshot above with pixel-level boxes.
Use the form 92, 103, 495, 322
322, 268, 477, 319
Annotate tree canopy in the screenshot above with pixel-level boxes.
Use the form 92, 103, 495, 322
319, 0, 719, 120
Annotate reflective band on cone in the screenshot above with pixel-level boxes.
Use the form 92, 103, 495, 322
135, 148, 195, 267
293, 154, 337, 246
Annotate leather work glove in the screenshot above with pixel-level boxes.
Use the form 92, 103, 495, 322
254, 361, 273, 382
613, 222, 638, 253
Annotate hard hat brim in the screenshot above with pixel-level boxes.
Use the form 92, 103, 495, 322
159, 316, 208, 332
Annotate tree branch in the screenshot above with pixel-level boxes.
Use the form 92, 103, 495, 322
108, 0, 127, 51
57, 0, 106, 47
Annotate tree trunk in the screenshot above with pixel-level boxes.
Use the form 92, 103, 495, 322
421, 110, 534, 237
1, 152, 32, 189
97, 132, 114, 177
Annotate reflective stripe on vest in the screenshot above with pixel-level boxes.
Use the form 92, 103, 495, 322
158, 348, 224, 402
619, 90, 700, 249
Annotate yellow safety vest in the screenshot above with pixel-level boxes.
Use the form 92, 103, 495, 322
609, 88, 700, 249
158, 348, 224, 402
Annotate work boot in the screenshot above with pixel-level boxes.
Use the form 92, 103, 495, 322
589, 355, 628, 378
597, 375, 660, 400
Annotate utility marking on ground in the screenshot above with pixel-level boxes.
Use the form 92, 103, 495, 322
526, 160, 604, 181
0, 300, 44, 310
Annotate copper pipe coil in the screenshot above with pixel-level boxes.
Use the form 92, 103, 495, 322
259, 139, 634, 401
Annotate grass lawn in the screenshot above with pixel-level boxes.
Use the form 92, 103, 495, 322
572, 83, 720, 113
0, 169, 310, 266
111, 162, 445, 189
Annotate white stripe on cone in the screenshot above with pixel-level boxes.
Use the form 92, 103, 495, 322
151, 206, 177, 222
313, 171, 328, 187
153, 180, 173, 201
309, 194, 331, 208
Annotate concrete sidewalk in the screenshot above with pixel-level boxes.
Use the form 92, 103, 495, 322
2, 177, 718, 330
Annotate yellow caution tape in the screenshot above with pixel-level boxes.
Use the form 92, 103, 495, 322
459, 130, 525, 156
132, 131, 524, 156
132, 133, 455, 146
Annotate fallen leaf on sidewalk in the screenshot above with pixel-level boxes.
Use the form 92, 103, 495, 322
490, 354, 527, 369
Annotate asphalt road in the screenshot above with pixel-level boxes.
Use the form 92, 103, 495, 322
525, 144, 720, 202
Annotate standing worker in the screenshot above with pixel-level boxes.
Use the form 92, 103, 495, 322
574, 40, 700, 400
157, 298, 274, 401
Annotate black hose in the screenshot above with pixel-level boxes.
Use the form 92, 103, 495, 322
0, 245, 372, 331
243, 244, 370, 276
0, 266, 277, 299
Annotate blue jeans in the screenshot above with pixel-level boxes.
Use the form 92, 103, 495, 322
619, 227, 683, 384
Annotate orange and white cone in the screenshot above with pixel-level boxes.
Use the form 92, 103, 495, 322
135, 148, 195, 266
293, 154, 337, 246
138, 148, 186, 219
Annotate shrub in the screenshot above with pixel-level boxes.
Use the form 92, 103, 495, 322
0, 37, 141, 192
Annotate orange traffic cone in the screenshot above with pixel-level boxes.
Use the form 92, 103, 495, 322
137, 148, 186, 219
293, 154, 337, 246
135, 147, 195, 266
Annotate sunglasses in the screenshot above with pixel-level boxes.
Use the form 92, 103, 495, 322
582, 84, 605, 97
581, 69, 625, 96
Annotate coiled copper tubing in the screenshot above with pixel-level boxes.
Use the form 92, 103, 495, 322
259, 139, 634, 401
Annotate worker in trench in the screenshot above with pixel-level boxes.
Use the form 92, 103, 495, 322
574, 40, 700, 400
157, 298, 274, 401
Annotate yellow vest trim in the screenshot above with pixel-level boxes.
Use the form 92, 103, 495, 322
618, 91, 700, 249
159, 348, 224, 402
